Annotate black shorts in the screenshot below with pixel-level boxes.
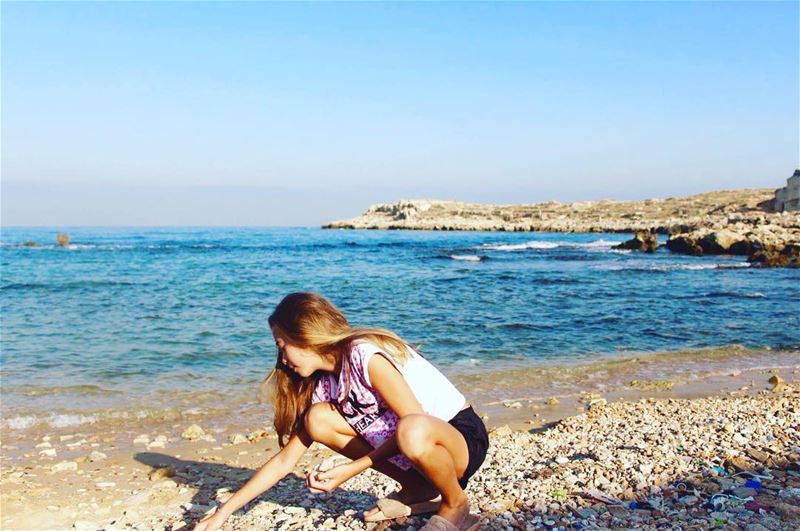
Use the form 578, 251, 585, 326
448, 406, 489, 489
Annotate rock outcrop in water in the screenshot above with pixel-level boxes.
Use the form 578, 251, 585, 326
615, 230, 658, 253
324, 189, 800, 266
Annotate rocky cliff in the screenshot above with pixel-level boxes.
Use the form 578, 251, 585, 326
323, 189, 800, 266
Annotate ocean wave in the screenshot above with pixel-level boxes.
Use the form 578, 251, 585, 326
3, 413, 99, 430
601, 262, 750, 272
700, 291, 767, 299
11, 384, 121, 397
1, 279, 139, 291
481, 241, 559, 251
449, 254, 484, 262
480, 239, 618, 252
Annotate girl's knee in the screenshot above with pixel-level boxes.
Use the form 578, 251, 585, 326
396, 414, 434, 457
304, 402, 337, 442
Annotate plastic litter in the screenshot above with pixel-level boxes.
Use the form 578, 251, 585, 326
744, 479, 762, 489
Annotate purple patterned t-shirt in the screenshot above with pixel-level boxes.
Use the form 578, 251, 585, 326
311, 341, 413, 470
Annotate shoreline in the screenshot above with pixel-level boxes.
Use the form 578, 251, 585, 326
2, 351, 798, 530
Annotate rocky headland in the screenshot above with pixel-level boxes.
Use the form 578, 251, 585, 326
323, 189, 800, 267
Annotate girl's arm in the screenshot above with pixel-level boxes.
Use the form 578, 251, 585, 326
195, 429, 312, 530
308, 354, 423, 491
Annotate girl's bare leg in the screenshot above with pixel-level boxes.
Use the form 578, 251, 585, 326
395, 414, 471, 525
303, 403, 439, 512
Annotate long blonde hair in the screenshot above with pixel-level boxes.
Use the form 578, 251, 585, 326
265, 292, 414, 447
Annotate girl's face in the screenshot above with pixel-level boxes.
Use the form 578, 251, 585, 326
272, 329, 324, 378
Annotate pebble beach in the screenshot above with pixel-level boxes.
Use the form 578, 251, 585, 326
2, 369, 798, 530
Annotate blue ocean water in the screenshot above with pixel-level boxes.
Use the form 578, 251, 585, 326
1, 227, 798, 425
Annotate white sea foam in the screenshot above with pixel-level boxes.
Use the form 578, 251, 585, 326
600, 262, 750, 272
47, 413, 99, 428
482, 241, 559, 251
5, 415, 38, 429
573, 239, 618, 248
450, 254, 483, 262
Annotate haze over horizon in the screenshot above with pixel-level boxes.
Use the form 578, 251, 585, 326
2, 2, 798, 227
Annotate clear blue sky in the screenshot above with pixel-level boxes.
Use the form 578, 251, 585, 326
2, 1, 798, 226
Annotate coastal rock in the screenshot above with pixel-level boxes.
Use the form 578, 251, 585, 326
698, 228, 748, 254
615, 230, 658, 252
181, 424, 205, 441
666, 233, 705, 255
57, 232, 70, 247
749, 242, 800, 268
323, 190, 800, 266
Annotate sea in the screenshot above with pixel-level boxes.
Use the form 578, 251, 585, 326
1, 227, 798, 438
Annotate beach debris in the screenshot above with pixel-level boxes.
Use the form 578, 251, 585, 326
148, 466, 175, 481
56, 232, 70, 247
503, 401, 523, 409
769, 374, 787, 393
52, 461, 78, 473
180, 424, 205, 441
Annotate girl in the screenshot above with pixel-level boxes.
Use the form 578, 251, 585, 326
195, 292, 488, 531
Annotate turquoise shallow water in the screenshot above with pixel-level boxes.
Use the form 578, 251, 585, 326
1, 227, 798, 427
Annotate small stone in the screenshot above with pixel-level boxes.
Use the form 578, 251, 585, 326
555, 456, 569, 465
95, 482, 115, 488
147, 440, 166, 449
148, 466, 175, 481
39, 448, 57, 457
181, 424, 205, 440
230, 433, 248, 445
723, 423, 734, 433
546, 397, 560, 406
747, 448, 770, 463
133, 434, 150, 445
87, 451, 107, 462
588, 398, 607, 410
52, 461, 78, 473
733, 487, 758, 498
72, 521, 99, 531
490, 425, 512, 437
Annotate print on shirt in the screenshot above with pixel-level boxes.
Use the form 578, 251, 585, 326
340, 389, 388, 433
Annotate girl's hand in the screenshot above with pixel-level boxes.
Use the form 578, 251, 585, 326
192, 508, 227, 531
306, 462, 357, 493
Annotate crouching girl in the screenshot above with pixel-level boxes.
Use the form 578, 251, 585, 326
195, 292, 488, 531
